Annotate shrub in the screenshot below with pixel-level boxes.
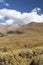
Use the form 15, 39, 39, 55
30, 60, 39, 65
30, 54, 43, 65
0, 33, 4, 37
19, 51, 33, 59
3, 47, 7, 52
7, 31, 14, 34
15, 30, 23, 34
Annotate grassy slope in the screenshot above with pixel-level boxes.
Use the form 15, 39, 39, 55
0, 26, 43, 65
0, 27, 43, 50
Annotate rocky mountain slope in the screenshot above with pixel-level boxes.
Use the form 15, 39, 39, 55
0, 24, 21, 34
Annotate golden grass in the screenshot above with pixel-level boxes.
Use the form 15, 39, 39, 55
0, 27, 43, 65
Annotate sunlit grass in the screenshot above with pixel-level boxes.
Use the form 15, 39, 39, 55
0, 27, 43, 65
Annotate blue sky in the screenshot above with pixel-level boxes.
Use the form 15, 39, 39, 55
0, 0, 43, 25
0, 0, 43, 13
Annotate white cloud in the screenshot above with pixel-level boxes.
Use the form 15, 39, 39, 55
6, 19, 14, 25
5, 3, 10, 6
0, 15, 4, 19
0, 7, 43, 25
32, 8, 41, 12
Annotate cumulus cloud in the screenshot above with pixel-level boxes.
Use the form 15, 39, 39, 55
6, 19, 14, 25
0, 7, 43, 25
0, 15, 4, 19
5, 3, 10, 6
32, 8, 41, 12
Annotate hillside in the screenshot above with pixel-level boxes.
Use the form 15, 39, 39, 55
22, 22, 43, 30
0, 22, 43, 65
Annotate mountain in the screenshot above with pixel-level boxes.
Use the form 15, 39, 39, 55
0, 22, 43, 34
23, 22, 43, 27
22, 22, 43, 30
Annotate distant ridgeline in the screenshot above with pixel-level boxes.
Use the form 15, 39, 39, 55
0, 22, 43, 36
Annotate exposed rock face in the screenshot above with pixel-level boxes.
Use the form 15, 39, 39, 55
0, 24, 21, 34
8, 24, 20, 31
0, 24, 7, 33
